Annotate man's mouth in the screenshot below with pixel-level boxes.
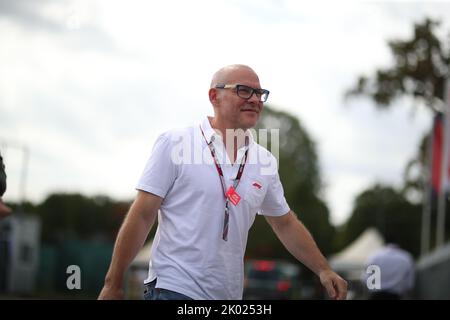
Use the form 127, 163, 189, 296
241, 109, 259, 113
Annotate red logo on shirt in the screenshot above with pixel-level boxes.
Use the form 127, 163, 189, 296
252, 182, 262, 189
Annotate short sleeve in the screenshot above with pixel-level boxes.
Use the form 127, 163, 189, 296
136, 133, 178, 198
259, 170, 290, 217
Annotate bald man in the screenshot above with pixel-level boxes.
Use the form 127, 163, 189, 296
99, 65, 347, 300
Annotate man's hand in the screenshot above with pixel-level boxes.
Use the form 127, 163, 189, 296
0, 199, 12, 218
98, 285, 125, 300
319, 269, 348, 300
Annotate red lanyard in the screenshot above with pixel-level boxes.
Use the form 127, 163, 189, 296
200, 126, 249, 196
200, 126, 249, 241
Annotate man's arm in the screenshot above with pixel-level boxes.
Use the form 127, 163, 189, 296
98, 190, 162, 299
265, 210, 347, 300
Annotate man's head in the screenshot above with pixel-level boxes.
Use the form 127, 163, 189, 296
209, 64, 268, 130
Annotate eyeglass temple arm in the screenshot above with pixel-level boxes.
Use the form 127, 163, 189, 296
215, 84, 269, 98
215, 84, 237, 89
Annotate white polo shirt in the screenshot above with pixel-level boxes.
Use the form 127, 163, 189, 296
136, 117, 290, 300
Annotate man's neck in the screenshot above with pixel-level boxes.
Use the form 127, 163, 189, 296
209, 117, 248, 163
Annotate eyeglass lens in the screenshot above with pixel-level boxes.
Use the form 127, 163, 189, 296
237, 85, 268, 102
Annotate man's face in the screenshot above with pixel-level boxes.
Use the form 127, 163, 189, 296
214, 68, 264, 130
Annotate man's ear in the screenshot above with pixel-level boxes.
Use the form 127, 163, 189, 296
209, 88, 218, 106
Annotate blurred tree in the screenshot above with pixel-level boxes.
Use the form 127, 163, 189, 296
345, 17, 450, 246
340, 185, 421, 257
403, 134, 428, 202
346, 18, 450, 199
246, 106, 335, 260
5, 200, 37, 214
35, 193, 129, 243
346, 18, 449, 112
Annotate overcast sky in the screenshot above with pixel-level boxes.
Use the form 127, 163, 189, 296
1, 0, 449, 225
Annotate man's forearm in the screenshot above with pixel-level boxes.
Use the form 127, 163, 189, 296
268, 211, 331, 276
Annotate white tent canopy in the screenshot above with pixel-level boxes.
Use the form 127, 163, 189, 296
330, 228, 385, 274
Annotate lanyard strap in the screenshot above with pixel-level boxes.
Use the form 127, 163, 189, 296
200, 126, 249, 198
200, 125, 249, 241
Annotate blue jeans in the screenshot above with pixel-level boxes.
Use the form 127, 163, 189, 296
143, 279, 193, 300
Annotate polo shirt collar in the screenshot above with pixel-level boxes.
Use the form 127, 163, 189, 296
200, 116, 255, 147
200, 117, 217, 144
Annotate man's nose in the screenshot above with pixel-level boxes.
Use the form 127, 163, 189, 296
248, 92, 260, 103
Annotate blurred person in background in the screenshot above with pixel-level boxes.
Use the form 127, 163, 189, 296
99, 64, 347, 300
363, 243, 415, 300
0, 151, 12, 218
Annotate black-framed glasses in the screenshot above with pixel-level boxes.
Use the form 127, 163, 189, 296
215, 84, 270, 102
